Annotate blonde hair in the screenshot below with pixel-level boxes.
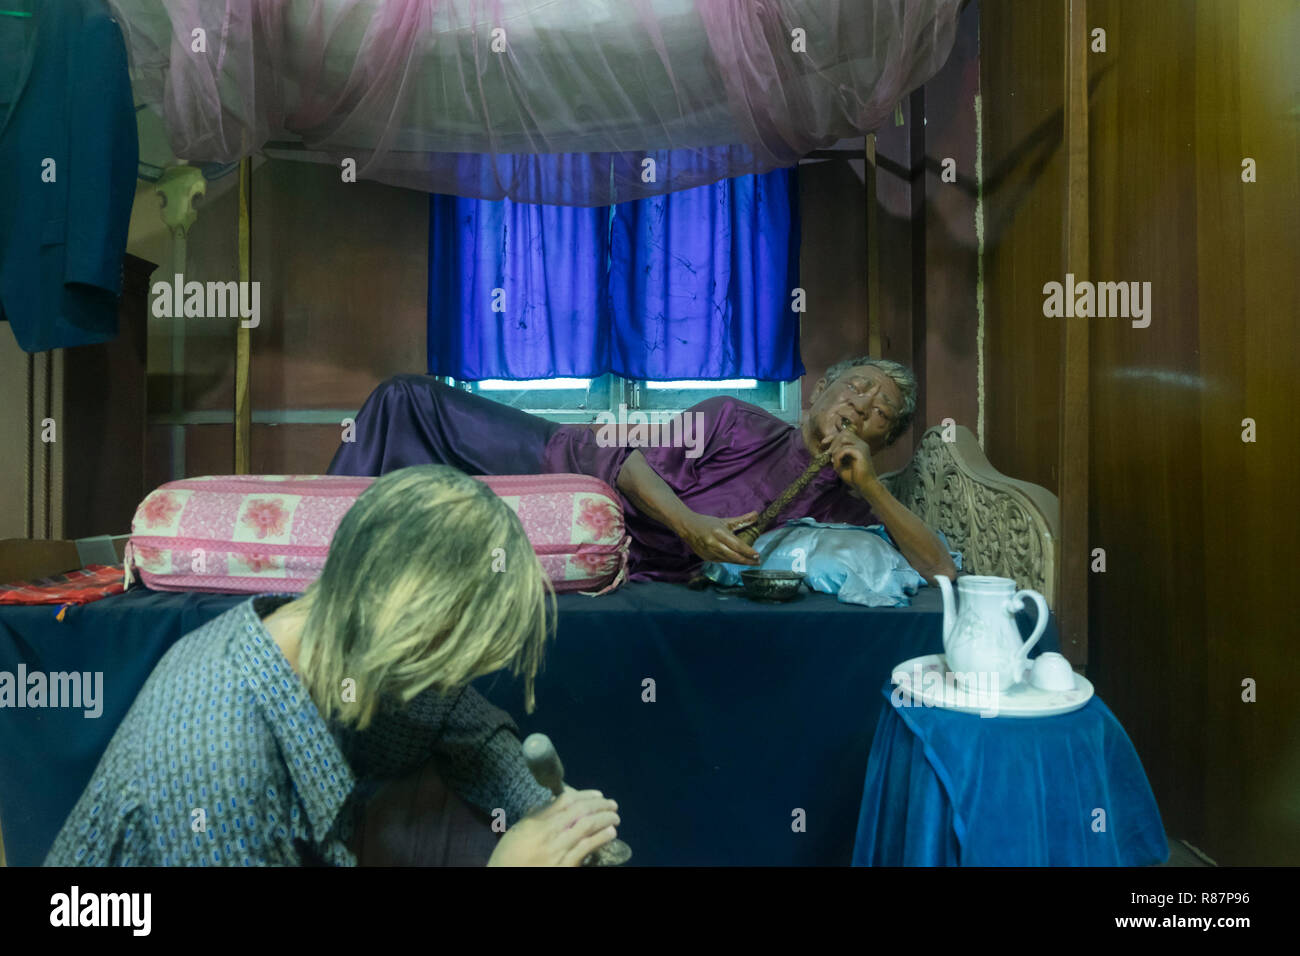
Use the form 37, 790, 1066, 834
294, 465, 554, 730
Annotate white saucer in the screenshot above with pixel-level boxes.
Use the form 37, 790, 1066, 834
890, 654, 1095, 718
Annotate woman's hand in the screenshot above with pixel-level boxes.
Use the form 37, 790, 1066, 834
674, 510, 761, 566
487, 788, 620, 867
822, 428, 878, 491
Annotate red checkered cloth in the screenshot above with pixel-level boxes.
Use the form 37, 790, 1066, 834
0, 564, 125, 611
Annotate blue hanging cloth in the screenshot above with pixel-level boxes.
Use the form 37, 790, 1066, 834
428, 161, 802, 382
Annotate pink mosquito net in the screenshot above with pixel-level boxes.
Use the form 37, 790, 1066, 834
108, 0, 963, 205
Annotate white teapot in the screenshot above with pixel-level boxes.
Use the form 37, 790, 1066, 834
936, 575, 1049, 694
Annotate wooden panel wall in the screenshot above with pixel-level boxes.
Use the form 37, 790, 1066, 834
797, 159, 872, 405
872, 92, 928, 476
59, 254, 153, 537
1086, 0, 1300, 865
984, 0, 1300, 863
1197, 0, 1300, 867
980, 1, 1068, 499
1085, 0, 1211, 853
919, 0, 981, 448
981, 0, 1090, 662
145, 159, 432, 484
868, 0, 982, 477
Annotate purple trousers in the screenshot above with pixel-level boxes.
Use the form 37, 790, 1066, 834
329, 375, 562, 477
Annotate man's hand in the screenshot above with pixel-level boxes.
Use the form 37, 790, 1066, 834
616, 451, 760, 566
674, 510, 761, 566
822, 428, 878, 491
487, 788, 620, 867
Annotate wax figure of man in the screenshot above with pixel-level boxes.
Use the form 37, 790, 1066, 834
46, 467, 619, 867
328, 357, 957, 585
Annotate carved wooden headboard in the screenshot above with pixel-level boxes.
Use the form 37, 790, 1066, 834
878, 425, 1060, 607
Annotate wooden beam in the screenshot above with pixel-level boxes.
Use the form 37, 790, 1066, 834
235, 157, 252, 474
865, 134, 882, 359
908, 87, 928, 451
1059, 0, 1090, 666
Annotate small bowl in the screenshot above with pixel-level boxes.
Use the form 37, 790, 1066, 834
740, 570, 806, 602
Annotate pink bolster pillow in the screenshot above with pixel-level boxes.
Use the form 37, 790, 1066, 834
125, 473, 628, 595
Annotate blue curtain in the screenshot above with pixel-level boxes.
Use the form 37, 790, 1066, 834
427, 167, 802, 382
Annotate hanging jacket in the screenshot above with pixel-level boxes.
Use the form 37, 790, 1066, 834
0, 0, 137, 353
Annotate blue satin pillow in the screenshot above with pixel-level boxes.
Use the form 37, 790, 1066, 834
703, 518, 963, 607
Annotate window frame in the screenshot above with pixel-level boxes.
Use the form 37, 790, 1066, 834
444, 375, 802, 425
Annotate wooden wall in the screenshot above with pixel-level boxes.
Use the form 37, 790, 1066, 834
144, 159, 431, 487
980, 1, 1068, 497
797, 158, 873, 406
919, 1, 981, 453
1090, 0, 1299, 867
871, 93, 927, 477
860, 0, 982, 476
982, 0, 1300, 864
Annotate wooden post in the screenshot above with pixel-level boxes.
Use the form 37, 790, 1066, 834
1059, 0, 1090, 666
907, 88, 927, 452
235, 157, 252, 474
865, 134, 882, 359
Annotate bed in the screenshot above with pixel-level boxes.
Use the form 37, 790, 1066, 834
0, 424, 1059, 865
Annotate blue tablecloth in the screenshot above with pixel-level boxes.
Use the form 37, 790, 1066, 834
1, 583, 1058, 866
853, 683, 1168, 866
0, 590, 242, 867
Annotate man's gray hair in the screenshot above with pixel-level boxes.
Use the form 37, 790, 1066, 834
822, 356, 917, 446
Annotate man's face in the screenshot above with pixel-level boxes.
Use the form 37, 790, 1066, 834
808, 365, 903, 453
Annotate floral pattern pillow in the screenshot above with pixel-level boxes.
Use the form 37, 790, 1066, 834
128, 474, 628, 595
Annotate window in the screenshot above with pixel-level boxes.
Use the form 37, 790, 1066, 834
446, 376, 616, 421
428, 168, 803, 389
444, 376, 801, 424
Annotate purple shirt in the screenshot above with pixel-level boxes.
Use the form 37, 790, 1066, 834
541, 397, 878, 582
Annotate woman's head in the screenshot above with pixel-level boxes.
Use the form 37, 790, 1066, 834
296, 465, 554, 730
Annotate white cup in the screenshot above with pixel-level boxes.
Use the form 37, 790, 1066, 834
1029, 652, 1076, 691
